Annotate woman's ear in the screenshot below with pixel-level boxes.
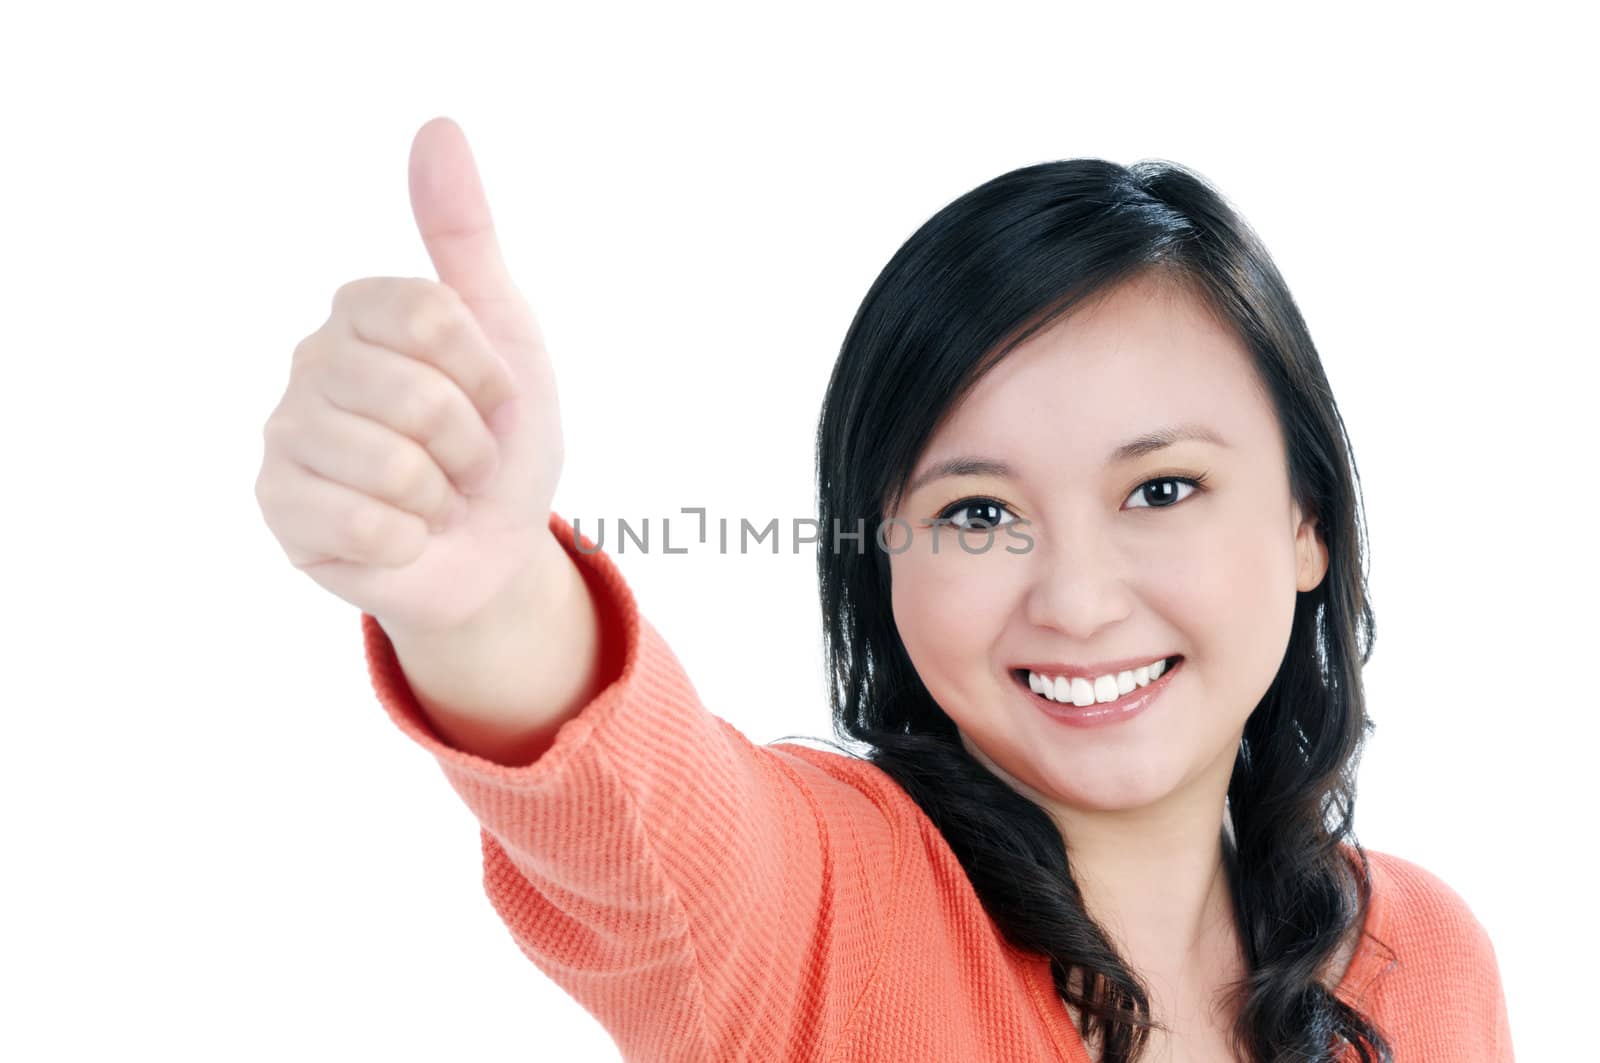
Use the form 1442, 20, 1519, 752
1295, 512, 1329, 593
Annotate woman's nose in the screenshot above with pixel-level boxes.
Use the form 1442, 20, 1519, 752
1021, 529, 1134, 639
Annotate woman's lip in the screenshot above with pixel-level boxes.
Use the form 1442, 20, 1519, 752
1012, 656, 1183, 728
1013, 654, 1179, 681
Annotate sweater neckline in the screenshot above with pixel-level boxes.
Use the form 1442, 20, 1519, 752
1008, 842, 1397, 1061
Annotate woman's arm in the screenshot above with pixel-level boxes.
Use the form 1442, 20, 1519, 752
360, 510, 898, 1060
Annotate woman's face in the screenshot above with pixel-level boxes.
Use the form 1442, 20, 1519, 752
882, 272, 1328, 818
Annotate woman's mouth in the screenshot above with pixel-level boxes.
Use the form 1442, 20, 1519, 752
1011, 655, 1184, 710
1011, 656, 1190, 730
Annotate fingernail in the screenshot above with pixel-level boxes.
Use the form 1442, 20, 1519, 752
488, 397, 519, 437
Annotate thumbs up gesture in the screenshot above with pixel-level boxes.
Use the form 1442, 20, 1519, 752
256, 117, 567, 635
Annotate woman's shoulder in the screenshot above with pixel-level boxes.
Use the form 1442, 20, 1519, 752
764, 739, 960, 861
765, 738, 919, 816
1346, 844, 1503, 980
1358, 847, 1490, 928
1340, 845, 1513, 1051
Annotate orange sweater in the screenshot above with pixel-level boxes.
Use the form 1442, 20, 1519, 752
361, 511, 1515, 1062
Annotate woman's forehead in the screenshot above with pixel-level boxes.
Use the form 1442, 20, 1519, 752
922, 342, 1260, 472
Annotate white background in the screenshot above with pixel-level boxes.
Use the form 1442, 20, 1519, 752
3, 2, 1591, 1059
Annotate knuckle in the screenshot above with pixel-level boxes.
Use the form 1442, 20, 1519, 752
300, 334, 349, 382
290, 333, 318, 368
403, 380, 459, 440
400, 285, 467, 353
332, 276, 401, 312
338, 501, 385, 555
266, 396, 313, 445
260, 411, 292, 452
253, 469, 294, 533
285, 355, 318, 396
252, 466, 276, 510
378, 444, 430, 500
464, 363, 501, 405
290, 333, 338, 385
331, 278, 373, 314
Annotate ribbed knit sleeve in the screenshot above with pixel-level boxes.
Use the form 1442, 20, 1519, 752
359, 510, 897, 1062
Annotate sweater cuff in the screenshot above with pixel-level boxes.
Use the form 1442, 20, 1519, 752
360, 509, 640, 782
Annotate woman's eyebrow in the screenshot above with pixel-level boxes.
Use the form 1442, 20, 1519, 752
906, 457, 1017, 495
1110, 422, 1229, 462
907, 423, 1229, 494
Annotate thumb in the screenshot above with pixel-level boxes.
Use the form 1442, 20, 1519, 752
408, 116, 543, 349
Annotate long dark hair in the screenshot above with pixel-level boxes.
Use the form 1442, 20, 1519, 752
804, 159, 1392, 1062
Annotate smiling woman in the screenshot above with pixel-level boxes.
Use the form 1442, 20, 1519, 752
811, 161, 1512, 1061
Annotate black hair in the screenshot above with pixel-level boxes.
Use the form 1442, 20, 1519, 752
799, 158, 1392, 1062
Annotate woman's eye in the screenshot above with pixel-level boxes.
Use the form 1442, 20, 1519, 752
935, 497, 1019, 531
1125, 476, 1203, 510
933, 476, 1206, 529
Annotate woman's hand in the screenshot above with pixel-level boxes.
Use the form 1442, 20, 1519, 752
255, 117, 566, 637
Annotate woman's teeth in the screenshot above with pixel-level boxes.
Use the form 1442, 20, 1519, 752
1025, 657, 1178, 707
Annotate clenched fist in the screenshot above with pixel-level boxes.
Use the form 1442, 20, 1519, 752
256, 117, 565, 637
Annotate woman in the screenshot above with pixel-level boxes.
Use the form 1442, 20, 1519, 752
260, 118, 1512, 1061
807, 159, 1507, 1061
